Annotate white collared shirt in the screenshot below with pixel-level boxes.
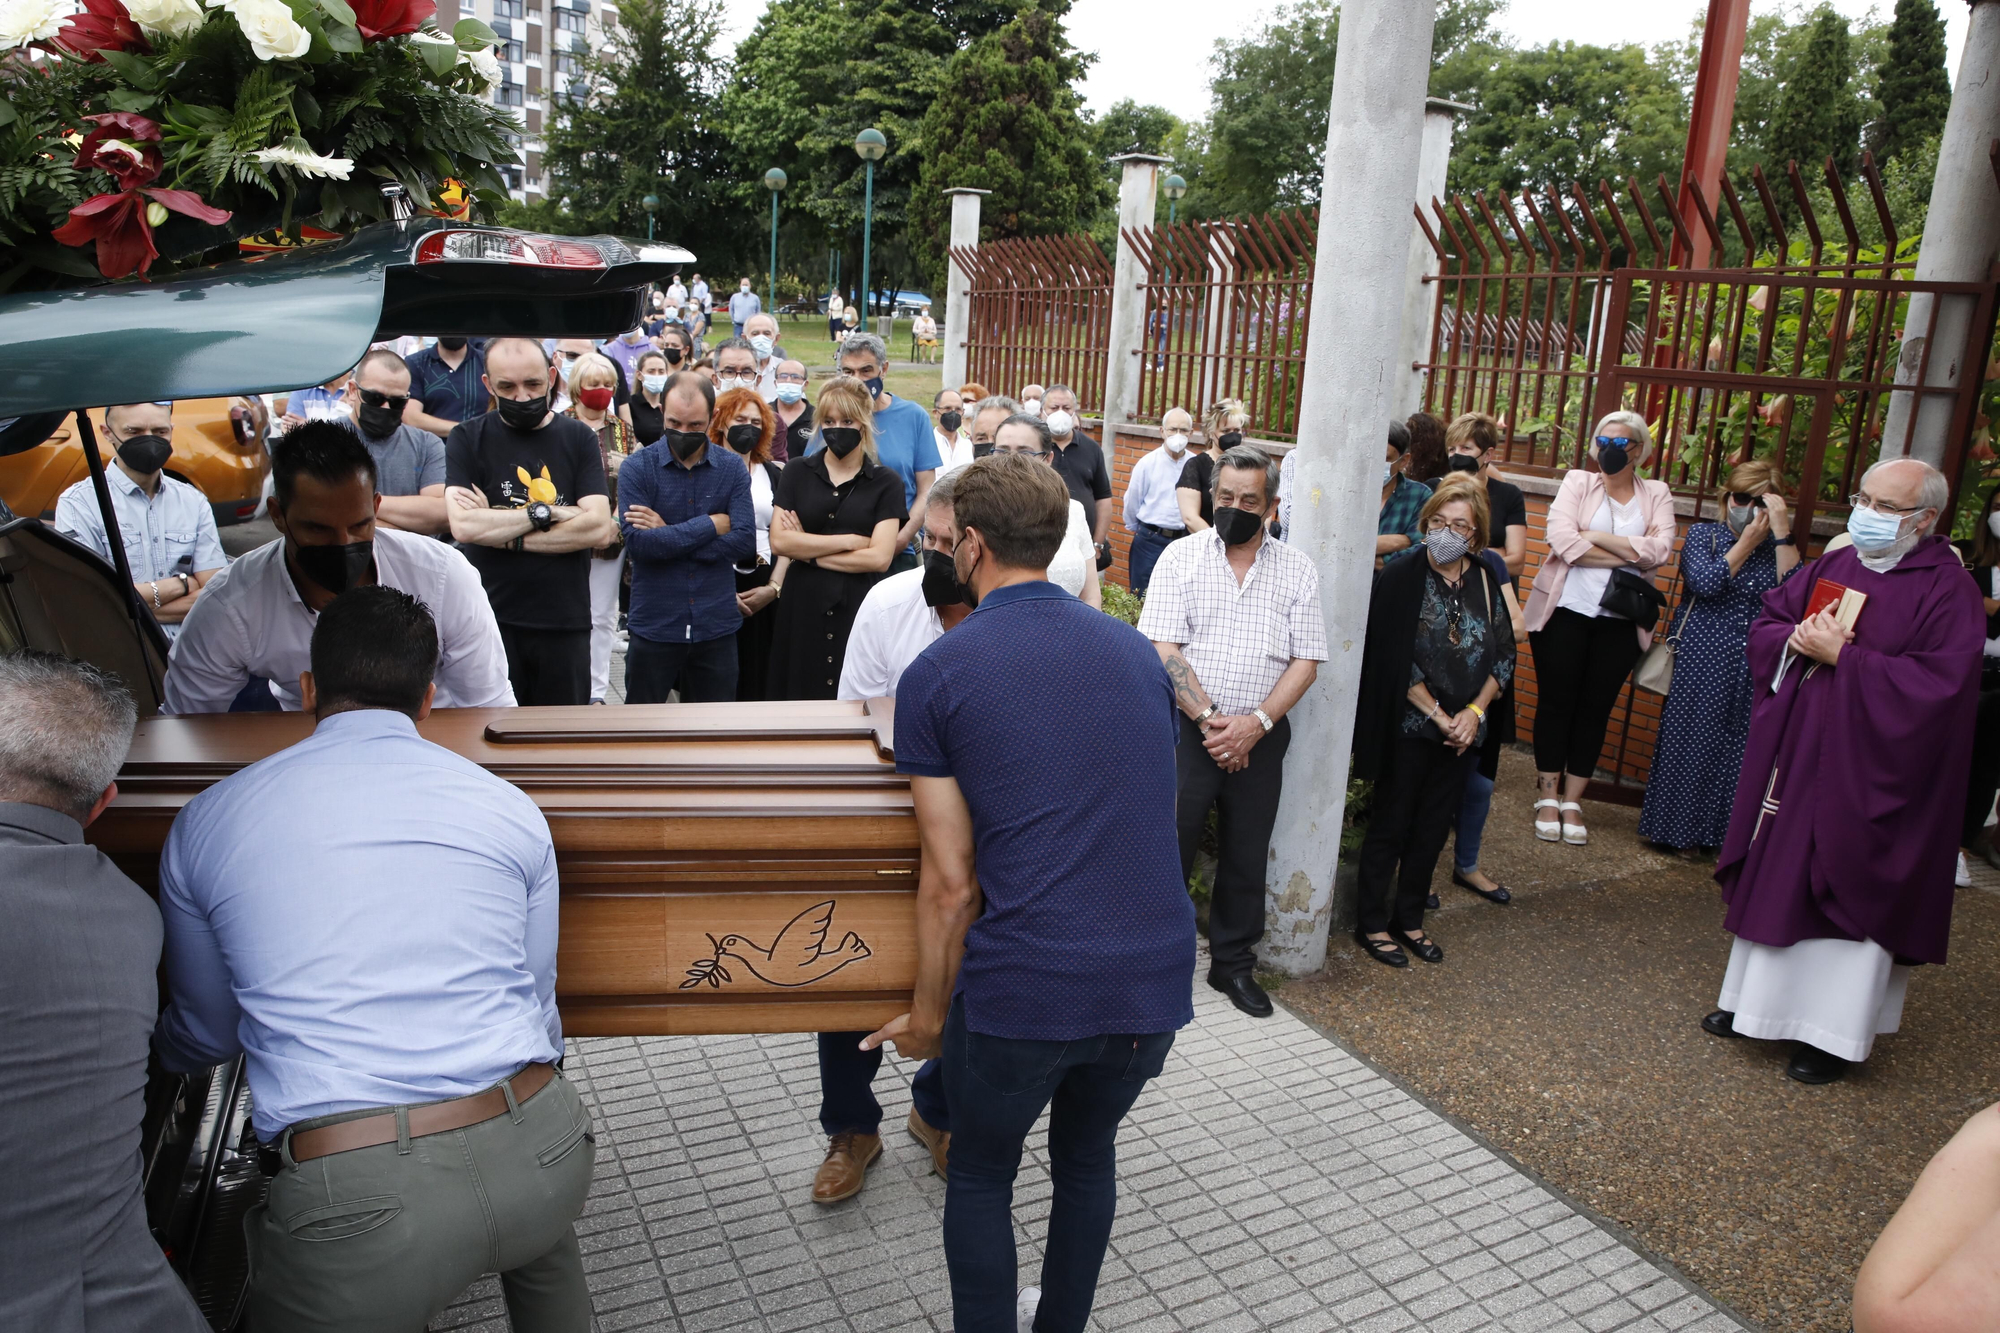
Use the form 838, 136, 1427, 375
1124, 443, 1192, 531
54, 467, 226, 642
934, 427, 974, 472
1138, 528, 1330, 715
163, 527, 516, 713
837, 567, 943, 701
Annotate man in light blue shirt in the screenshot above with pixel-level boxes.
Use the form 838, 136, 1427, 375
1121, 405, 1196, 595
154, 586, 594, 1333
727, 276, 761, 336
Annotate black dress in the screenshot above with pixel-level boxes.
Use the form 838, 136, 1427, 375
765, 451, 907, 700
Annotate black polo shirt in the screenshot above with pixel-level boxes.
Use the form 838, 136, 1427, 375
1052, 430, 1112, 514
404, 343, 487, 426
777, 399, 814, 464
1176, 450, 1215, 526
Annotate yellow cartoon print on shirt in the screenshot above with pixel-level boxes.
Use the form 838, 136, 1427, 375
518, 466, 559, 504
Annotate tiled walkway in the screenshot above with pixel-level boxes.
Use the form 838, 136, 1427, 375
433, 980, 1752, 1333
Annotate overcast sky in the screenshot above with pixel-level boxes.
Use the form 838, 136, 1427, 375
714, 1, 1973, 124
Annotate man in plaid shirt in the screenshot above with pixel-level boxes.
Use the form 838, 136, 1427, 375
1139, 445, 1329, 1018
1377, 418, 1433, 566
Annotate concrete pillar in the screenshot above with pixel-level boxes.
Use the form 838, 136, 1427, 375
1881, 0, 2000, 473
941, 188, 989, 392
1395, 99, 1469, 419
1102, 153, 1170, 456
1258, 0, 1438, 977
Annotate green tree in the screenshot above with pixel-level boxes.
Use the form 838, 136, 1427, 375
1766, 8, 1864, 174
907, 2, 1106, 289
1091, 99, 1181, 160
1874, 0, 1952, 163
1448, 42, 1686, 198
504, 0, 745, 262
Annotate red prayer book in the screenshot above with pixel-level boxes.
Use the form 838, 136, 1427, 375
1804, 578, 1867, 632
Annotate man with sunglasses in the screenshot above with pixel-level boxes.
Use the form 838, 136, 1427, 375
341, 349, 449, 536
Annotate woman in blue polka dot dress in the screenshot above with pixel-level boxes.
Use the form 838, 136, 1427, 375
1639, 459, 1802, 852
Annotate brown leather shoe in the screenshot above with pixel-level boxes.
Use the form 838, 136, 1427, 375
810, 1132, 882, 1204
906, 1107, 949, 1180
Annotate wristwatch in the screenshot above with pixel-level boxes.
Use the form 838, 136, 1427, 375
1773, 534, 1795, 546
1193, 703, 1219, 726
527, 501, 555, 533
1252, 708, 1275, 732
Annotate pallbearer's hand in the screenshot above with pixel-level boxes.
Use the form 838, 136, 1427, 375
860, 1014, 941, 1061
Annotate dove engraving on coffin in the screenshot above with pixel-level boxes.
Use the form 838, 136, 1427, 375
681, 900, 874, 990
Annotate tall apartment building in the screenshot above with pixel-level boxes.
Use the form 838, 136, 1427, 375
434, 0, 622, 202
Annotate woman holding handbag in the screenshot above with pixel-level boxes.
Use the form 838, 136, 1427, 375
1521, 410, 1678, 845
1637, 460, 1798, 852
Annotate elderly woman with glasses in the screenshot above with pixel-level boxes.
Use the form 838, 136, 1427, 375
1638, 459, 1800, 854
1521, 410, 1678, 845
1350, 475, 1516, 967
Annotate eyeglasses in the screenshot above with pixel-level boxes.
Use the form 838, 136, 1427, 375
1849, 492, 1926, 517
717, 374, 755, 386
1725, 491, 1764, 506
774, 372, 808, 385
1594, 436, 1641, 449
1426, 520, 1476, 537
359, 388, 409, 412
992, 446, 1052, 458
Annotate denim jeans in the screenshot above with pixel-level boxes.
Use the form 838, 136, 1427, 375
815, 1035, 949, 1135
940, 997, 1176, 1333
1126, 525, 1182, 596
623, 632, 737, 704
1454, 767, 1495, 874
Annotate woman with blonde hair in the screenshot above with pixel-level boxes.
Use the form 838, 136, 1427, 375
765, 376, 908, 699
563, 351, 637, 705
1180, 399, 1248, 534
709, 387, 788, 701
1522, 410, 1677, 845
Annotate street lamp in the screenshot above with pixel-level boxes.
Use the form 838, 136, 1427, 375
640, 193, 659, 241
1162, 173, 1187, 225
763, 168, 786, 316
853, 127, 886, 321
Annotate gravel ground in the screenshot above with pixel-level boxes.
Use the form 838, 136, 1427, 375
1282, 745, 2000, 1333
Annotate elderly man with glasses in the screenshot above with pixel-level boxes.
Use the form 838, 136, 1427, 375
1703, 456, 1983, 1085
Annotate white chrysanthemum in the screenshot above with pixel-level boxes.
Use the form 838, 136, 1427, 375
409, 26, 454, 45
253, 141, 354, 179
220, 0, 309, 60
0, 0, 71, 50
462, 43, 500, 89
125, 0, 204, 38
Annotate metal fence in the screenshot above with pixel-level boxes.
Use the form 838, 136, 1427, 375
1123, 211, 1319, 441
949, 234, 1112, 406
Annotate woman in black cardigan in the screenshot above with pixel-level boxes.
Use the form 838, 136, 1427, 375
1350, 475, 1515, 968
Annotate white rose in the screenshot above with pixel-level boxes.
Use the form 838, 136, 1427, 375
125, 0, 204, 38
0, 0, 71, 50
222, 0, 309, 60
463, 43, 499, 89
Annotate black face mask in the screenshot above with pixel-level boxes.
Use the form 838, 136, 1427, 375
1597, 443, 1631, 475
436, 336, 468, 352
664, 428, 708, 461
495, 393, 549, 430
357, 392, 407, 440
1213, 505, 1264, 546
822, 426, 862, 458
292, 538, 374, 595
921, 549, 963, 607
951, 542, 981, 609
938, 410, 963, 434
972, 440, 995, 459
1217, 431, 1243, 449
1447, 453, 1481, 474
664, 347, 685, 365
725, 424, 761, 454
861, 376, 885, 400
116, 433, 173, 475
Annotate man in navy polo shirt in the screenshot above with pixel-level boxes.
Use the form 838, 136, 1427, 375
864, 454, 1195, 1333
811, 332, 939, 574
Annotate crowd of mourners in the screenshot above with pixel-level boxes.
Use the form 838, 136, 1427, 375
7, 273, 1996, 1333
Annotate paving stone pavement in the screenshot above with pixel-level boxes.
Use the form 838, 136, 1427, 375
430, 976, 1753, 1333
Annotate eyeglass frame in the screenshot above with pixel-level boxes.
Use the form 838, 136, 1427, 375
1848, 492, 1929, 517
1424, 517, 1478, 538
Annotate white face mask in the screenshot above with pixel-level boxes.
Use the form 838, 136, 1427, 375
1045, 410, 1074, 437
1165, 432, 1188, 455
1383, 461, 1396, 486
1988, 512, 2000, 540
1022, 398, 1042, 417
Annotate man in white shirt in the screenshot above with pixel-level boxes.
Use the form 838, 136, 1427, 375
728, 279, 761, 337
743, 311, 786, 401
55, 402, 227, 641
1122, 406, 1195, 595
930, 388, 972, 474
665, 275, 688, 309
165, 421, 515, 714
689, 273, 710, 312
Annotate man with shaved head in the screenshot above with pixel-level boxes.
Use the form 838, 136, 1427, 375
1704, 456, 1983, 1084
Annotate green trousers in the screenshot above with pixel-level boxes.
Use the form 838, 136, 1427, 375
244, 1069, 596, 1333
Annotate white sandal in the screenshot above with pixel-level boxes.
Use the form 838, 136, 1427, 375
1534, 799, 1562, 842
1560, 801, 1588, 845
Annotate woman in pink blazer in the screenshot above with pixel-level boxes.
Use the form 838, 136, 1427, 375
1522, 410, 1677, 845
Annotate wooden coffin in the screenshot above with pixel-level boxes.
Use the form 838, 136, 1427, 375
89, 700, 919, 1038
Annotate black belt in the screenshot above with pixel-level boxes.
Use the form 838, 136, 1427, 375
1139, 522, 1188, 539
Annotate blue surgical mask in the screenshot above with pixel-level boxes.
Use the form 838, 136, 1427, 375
774, 382, 804, 404
641, 373, 668, 395
750, 334, 775, 359
1846, 504, 1907, 552
1383, 462, 1395, 485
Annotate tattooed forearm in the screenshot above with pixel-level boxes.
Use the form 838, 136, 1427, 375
1158, 645, 1215, 720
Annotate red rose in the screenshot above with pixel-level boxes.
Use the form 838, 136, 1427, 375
49, 0, 150, 61
349, 0, 436, 42
52, 186, 232, 280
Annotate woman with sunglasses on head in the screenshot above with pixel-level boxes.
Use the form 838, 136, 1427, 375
1521, 410, 1677, 845
1638, 459, 1799, 855
1350, 475, 1515, 967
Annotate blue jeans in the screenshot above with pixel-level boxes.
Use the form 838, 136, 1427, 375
624, 632, 737, 704
1454, 767, 1495, 874
941, 997, 1175, 1333
816, 1034, 949, 1134
1127, 525, 1183, 596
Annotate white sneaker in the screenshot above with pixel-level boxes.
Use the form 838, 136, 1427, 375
1957, 850, 1973, 888
1016, 1286, 1041, 1333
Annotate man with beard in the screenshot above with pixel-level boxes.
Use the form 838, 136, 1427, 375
340, 349, 449, 535
54, 400, 225, 640
163, 421, 513, 713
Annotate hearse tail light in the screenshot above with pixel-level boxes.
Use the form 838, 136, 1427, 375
414, 231, 607, 269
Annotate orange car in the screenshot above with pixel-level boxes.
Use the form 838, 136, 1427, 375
0, 397, 271, 526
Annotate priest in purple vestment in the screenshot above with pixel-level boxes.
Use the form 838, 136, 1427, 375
1705, 458, 1983, 1084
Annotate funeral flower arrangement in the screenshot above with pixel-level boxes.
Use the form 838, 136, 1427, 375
0, 0, 518, 289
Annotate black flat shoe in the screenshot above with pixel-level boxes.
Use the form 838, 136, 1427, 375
1354, 930, 1408, 968
1391, 929, 1444, 964
1426, 892, 1440, 910
1701, 1009, 1742, 1039
1786, 1044, 1851, 1084
1208, 972, 1274, 1018
1451, 870, 1512, 905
